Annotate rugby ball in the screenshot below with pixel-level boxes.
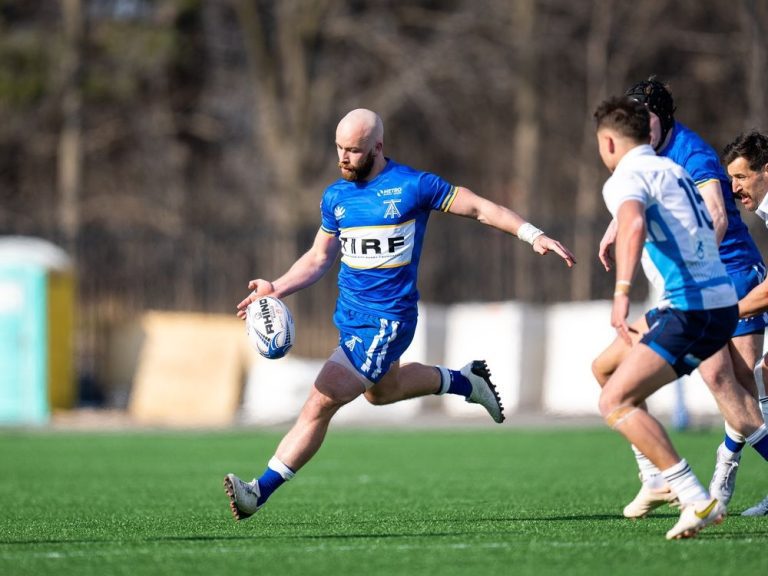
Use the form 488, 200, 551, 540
245, 296, 295, 359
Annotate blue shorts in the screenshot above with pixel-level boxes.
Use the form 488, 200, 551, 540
731, 264, 768, 337
333, 302, 417, 384
642, 306, 739, 377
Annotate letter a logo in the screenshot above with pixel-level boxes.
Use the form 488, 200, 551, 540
383, 199, 401, 219
345, 335, 363, 351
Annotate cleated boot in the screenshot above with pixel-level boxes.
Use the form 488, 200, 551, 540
462, 360, 505, 423
223, 473, 263, 521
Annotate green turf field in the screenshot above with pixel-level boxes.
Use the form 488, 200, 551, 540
0, 426, 766, 575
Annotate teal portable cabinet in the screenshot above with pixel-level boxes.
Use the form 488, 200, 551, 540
0, 237, 75, 424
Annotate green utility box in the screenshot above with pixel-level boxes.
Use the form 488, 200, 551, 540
0, 237, 75, 424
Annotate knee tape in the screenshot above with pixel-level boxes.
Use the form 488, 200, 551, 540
605, 405, 639, 429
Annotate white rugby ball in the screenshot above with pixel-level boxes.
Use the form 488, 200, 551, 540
245, 296, 295, 359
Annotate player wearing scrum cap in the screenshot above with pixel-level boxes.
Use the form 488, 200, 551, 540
594, 78, 768, 518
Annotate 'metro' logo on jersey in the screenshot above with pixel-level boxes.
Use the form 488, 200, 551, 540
339, 219, 415, 269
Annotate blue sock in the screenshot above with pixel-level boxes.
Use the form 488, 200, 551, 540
747, 425, 768, 460
446, 369, 472, 397
752, 436, 768, 460
435, 366, 473, 397
257, 467, 288, 505
724, 433, 746, 453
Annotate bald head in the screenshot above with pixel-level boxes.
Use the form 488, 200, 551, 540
336, 108, 384, 148
335, 109, 386, 182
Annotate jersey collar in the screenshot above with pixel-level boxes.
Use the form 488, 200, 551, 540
616, 144, 656, 170
756, 193, 768, 225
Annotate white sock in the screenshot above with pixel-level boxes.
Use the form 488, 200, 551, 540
632, 445, 664, 488
435, 366, 451, 395
268, 456, 296, 481
761, 398, 768, 425
661, 459, 709, 504
724, 421, 746, 446
746, 423, 768, 446
754, 360, 768, 424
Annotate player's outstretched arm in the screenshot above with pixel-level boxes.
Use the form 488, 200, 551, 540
236, 229, 340, 319
530, 235, 576, 265
448, 186, 576, 267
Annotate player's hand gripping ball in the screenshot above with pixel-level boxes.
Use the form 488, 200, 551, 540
245, 296, 295, 359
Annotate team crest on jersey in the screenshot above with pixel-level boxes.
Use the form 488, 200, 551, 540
383, 199, 402, 219
334, 205, 346, 220
345, 335, 363, 351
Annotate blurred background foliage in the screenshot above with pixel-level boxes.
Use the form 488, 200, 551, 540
0, 0, 766, 395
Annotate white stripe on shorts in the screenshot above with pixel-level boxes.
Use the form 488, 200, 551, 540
371, 320, 399, 380
361, 318, 388, 375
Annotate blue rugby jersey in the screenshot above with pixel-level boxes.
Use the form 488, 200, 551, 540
661, 122, 763, 272
602, 145, 737, 311
320, 159, 458, 320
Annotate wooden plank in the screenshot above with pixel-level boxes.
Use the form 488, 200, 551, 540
129, 311, 249, 426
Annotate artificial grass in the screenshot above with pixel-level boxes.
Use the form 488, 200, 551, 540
0, 426, 766, 575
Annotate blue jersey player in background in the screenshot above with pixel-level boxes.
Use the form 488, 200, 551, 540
594, 78, 768, 518
223, 108, 576, 520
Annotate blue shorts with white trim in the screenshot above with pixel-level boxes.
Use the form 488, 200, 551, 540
641, 305, 739, 377
333, 302, 417, 384
731, 264, 768, 337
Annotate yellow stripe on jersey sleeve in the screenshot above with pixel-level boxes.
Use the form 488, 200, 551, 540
440, 185, 459, 212
695, 178, 720, 188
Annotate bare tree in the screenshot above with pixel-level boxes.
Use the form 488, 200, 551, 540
741, 0, 767, 131
511, 0, 541, 302
571, 0, 613, 301
5, 0, 768, 390
57, 0, 84, 258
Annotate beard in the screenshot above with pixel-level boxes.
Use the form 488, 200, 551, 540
338, 149, 376, 182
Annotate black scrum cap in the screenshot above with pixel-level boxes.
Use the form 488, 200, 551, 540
625, 78, 676, 149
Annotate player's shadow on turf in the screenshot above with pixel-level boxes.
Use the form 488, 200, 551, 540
460, 513, 659, 522
6, 521, 768, 546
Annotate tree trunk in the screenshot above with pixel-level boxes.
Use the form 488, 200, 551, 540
571, 0, 613, 301
58, 0, 84, 260
742, 0, 767, 130
511, 0, 539, 302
